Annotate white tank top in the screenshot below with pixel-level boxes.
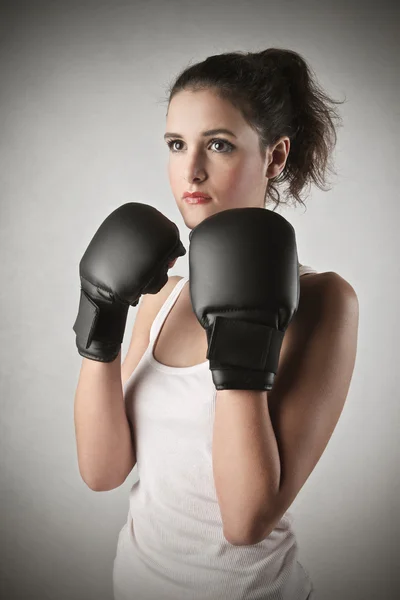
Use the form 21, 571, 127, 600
113, 264, 318, 600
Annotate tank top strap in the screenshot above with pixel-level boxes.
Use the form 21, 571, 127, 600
149, 276, 189, 344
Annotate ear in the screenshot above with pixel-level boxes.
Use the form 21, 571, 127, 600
265, 137, 290, 178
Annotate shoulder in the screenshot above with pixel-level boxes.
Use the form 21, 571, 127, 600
318, 271, 358, 304
156, 275, 185, 303
299, 271, 359, 331
130, 275, 184, 344
140, 275, 184, 315
167, 274, 185, 289
301, 270, 357, 298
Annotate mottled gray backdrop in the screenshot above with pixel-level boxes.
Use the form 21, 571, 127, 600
0, 0, 399, 599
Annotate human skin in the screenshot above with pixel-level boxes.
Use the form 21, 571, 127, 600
164, 88, 291, 232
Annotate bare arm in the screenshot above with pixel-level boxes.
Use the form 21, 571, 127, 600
74, 350, 136, 491
73, 275, 182, 492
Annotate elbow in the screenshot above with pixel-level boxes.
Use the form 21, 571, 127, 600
81, 474, 125, 492
224, 529, 261, 546
223, 515, 273, 546
223, 523, 259, 547
78, 459, 135, 491
86, 480, 123, 492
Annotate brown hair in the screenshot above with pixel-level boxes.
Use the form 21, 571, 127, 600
163, 48, 346, 212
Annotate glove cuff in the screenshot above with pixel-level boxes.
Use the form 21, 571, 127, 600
73, 287, 131, 362
211, 368, 275, 391
206, 315, 284, 391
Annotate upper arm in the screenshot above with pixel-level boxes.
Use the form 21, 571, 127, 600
262, 272, 359, 533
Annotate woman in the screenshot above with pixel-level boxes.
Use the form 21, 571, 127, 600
74, 48, 359, 599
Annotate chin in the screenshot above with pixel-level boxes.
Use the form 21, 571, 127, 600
180, 204, 216, 230
182, 215, 202, 231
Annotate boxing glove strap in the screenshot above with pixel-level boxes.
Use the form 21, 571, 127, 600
73, 289, 130, 350
206, 315, 284, 374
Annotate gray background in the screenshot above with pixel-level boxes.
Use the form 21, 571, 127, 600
1, 1, 399, 599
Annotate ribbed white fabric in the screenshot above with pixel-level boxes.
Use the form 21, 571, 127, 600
113, 265, 318, 600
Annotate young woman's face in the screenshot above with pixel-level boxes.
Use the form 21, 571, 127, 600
165, 89, 288, 231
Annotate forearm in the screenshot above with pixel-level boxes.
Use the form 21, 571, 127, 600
74, 350, 134, 490
213, 388, 281, 542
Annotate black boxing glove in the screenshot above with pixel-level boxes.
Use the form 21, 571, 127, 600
188, 207, 299, 391
73, 202, 186, 362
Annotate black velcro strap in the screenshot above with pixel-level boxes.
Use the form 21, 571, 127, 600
72, 289, 100, 350
206, 315, 284, 374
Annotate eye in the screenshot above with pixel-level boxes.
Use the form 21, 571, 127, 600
166, 138, 234, 153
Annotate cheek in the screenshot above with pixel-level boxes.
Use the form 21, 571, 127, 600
219, 162, 254, 194
168, 164, 180, 190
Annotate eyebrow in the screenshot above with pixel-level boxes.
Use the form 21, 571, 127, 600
164, 128, 237, 140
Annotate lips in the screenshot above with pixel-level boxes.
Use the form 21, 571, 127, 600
183, 192, 212, 204
184, 196, 212, 204
183, 192, 211, 198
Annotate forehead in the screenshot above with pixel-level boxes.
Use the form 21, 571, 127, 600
166, 90, 244, 127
